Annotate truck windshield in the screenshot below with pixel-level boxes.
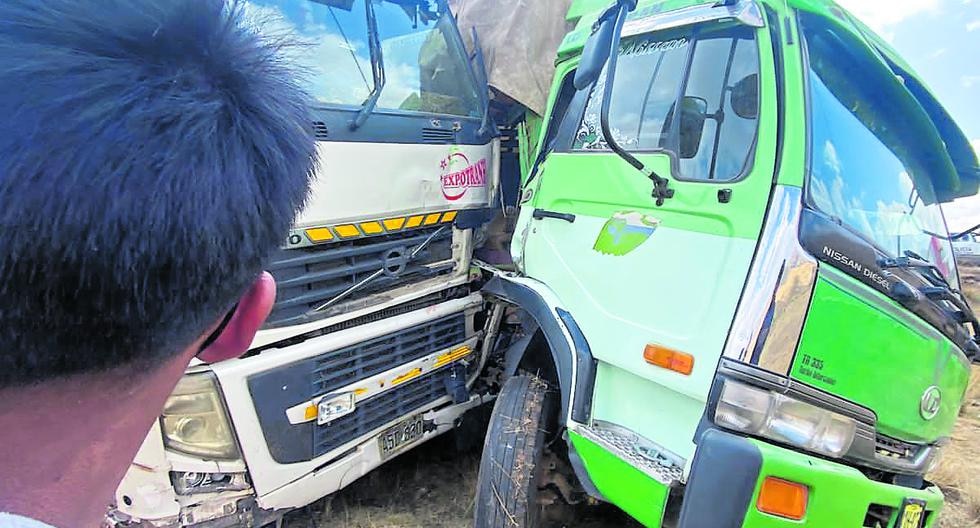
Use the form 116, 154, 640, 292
801, 13, 958, 283
244, 0, 481, 118
572, 24, 760, 182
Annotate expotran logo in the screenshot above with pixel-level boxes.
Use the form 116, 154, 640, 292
440, 150, 487, 201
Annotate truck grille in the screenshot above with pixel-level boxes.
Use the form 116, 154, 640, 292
312, 313, 466, 396
313, 368, 450, 457
264, 226, 455, 328
246, 313, 469, 464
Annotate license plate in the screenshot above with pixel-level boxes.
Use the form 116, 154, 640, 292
377, 415, 425, 460
897, 498, 927, 528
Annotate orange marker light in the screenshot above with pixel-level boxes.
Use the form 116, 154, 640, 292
643, 344, 694, 375
757, 477, 808, 520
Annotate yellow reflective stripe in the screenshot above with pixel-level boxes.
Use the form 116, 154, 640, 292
392, 368, 422, 386
303, 211, 457, 243
360, 221, 384, 235
305, 227, 334, 243
434, 345, 472, 368
334, 224, 360, 238
384, 217, 406, 231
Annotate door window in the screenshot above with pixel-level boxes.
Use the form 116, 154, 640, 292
571, 25, 760, 182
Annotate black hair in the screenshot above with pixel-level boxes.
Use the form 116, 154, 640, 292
0, 0, 317, 386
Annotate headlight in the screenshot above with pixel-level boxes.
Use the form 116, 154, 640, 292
161, 372, 240, 460
714, 379, 857, 458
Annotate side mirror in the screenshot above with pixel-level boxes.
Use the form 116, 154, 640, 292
574, 6, 623, 90
677, 96, 709, 159
731, 73, 759, 120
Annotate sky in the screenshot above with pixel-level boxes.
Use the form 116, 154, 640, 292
837, 0, 980, 233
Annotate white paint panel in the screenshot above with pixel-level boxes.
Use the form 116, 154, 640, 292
210, 294, 483, 498
296, 141, 498, 227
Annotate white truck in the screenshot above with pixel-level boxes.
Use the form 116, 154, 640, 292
953, 228, 980, 265
108, 1, 503, 526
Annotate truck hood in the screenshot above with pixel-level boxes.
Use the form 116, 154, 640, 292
790, 270, 971, 444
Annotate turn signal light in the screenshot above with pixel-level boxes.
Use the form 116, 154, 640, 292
757, 477, 808, 520
643, 344, 694, 375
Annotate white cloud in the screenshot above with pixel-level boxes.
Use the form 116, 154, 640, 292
836, 0, 939, 35
962, 75, 980, 88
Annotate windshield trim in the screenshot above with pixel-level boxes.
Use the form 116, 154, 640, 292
622, 0, 765, 38
311, 100, 485, 122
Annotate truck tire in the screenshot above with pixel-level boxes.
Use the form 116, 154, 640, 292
474, 374, 557, 528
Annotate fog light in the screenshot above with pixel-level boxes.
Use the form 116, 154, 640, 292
172, 471, 250, 495
757, 477, 808, 520
317, 392, 356, 425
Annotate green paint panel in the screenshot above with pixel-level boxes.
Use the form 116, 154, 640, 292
791, 273, 971, 443
569, 431, 670, 527
533, 153, 770, 240
742, 438, 944, 527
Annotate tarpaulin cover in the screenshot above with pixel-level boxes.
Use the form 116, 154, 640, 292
449, 0, 575, 116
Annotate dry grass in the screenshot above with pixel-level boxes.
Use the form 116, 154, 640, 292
930, 263, 980, 527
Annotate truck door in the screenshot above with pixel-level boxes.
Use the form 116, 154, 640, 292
518, 19, 779, 458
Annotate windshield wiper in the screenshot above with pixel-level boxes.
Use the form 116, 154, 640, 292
349, 0, 385, 130
880, 250, 980, 336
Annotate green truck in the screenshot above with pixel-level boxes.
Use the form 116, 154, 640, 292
471, 0, 980, 526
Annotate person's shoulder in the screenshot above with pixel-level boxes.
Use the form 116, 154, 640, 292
0, 514, 55, 528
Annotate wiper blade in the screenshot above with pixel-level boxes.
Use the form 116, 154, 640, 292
879, 251, 980, 339
350, 0, 385, 130
879, 251, 951, 289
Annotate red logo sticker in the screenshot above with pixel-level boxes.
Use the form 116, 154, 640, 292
440, 152, 487, 201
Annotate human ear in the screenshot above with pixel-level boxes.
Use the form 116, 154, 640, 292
196, 272, 276, 364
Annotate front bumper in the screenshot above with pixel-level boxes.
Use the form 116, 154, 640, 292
109, 395, 486, 527
679, 429, 944, 527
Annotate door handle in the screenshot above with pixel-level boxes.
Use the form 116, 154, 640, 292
532, 208, 576, 223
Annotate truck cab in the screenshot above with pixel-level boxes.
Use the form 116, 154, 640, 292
109, 1, 500, 526
474, 1, 980, 527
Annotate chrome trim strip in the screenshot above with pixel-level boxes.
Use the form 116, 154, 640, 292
722, 186, 817, 374
622, 0, 765, 38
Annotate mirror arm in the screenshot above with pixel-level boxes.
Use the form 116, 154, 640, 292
598, 2, 675, 206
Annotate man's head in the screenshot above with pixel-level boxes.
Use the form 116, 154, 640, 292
0, 0, 317, 386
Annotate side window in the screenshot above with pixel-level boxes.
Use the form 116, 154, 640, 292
572, 25, 760, 182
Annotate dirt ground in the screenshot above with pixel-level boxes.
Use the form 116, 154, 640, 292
931, 263, 980, 527
311, 264, 980, 528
